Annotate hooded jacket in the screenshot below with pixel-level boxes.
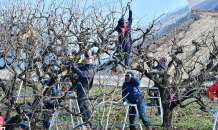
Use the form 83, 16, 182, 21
206, 81, 218, 101
116, 10, 132, 52
72, 64, 95, 95
122, 72, 142, 103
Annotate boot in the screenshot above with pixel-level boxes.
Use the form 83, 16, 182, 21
199, 106, 205, 111
147, 102, 156, 106
155, 111, 161, 116
155, 108, 161, 116
146, 125, 152, 130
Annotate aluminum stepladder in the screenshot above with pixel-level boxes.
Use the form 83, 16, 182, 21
16, 80, 23, 103
210, 91, 218, 130
146, 86, 163, 124
122, 104, 143, 130
210, 109, 218, 130
49, 82, 86, 130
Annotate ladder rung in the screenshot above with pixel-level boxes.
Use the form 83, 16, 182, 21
59, 112, 72, 114
26, 98, 34, 100
129, 114, 138, 116
58, 82, 71, 84
125, 124, 141, 126
146, 114, 161, 116
148, 87, 159, 90
145, 105, 161, 107
146, 96, 160, 98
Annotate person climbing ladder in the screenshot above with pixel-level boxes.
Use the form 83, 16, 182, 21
113, 3, 132, 69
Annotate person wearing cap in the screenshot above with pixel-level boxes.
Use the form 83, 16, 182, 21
122, 71, 151, 130
146, 57, 168, 116
70, 55, 95, 128
114, 4, 132, 66
153, 57, 168, 70
16, 121, 29, 130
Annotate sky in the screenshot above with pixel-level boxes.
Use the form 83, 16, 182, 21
79, 0, 190, 28
0, 0, 190, 27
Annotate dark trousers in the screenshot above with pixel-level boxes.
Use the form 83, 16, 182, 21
129, 99, 151, 129
43, 114, 50, 128
148, 86, 160, 113
77, 89, 90, 122
43, 100, 54, 128
123, 44, 130, 66
114, 45, 130, 67
124, 54, 130, 66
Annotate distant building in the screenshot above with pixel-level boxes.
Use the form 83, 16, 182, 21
188, 0, 218, 20
190, 0, 218, 11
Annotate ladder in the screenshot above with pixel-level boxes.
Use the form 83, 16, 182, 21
16, 80, 23, 103
211, 109, 218, 130
122, 103, 143, 130
49, 80, 88, 130
145, 86, 163, 124
49, 91, 86, 130
210, 91, 218, 130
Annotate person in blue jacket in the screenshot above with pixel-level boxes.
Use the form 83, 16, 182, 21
114, 5, 132, 67
122, 71, 151, 130
70, 55, 95, 127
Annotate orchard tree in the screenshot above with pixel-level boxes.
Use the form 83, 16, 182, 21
0, 0, 217, 130
0, 0, 158, 129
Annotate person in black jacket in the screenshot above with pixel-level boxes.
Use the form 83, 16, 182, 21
70, 55, 95, 126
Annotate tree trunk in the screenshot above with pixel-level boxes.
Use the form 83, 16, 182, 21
160, 88, 174, 130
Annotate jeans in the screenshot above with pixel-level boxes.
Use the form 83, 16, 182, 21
77, 89, 90, 122
114, 52, 130, 67
129, 99, 151, 129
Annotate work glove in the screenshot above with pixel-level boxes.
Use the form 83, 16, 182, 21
123, 102, 128, 105
145, 68, 149, 73
71, 60, 75, 67
62, 88, 67, 92
128, 5, 131, 10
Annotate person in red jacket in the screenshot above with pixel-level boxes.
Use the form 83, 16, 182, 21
206, 80, 218, 101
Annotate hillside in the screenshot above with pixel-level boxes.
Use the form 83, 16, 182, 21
146, 12, 218, 79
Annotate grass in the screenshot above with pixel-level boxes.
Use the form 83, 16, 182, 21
0, 86, 216, 130
88, 87, 215, 130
